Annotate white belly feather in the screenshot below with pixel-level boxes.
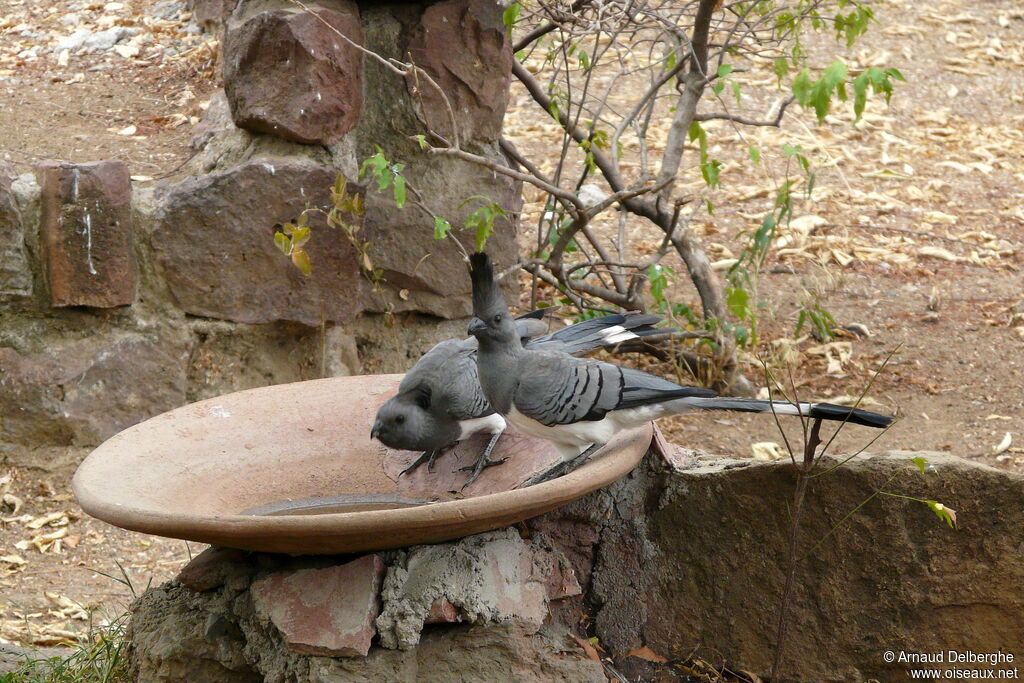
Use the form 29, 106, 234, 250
457, 413, 507, 440
507, 402, 686, 457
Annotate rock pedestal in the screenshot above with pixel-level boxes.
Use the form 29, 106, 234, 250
127, 449, 1024, 682
128, 529, 601, 682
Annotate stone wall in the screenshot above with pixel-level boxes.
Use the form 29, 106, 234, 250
126, 449, 1024, 681
0, 0, 521, 469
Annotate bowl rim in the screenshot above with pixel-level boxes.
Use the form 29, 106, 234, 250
72, 375, 652, 548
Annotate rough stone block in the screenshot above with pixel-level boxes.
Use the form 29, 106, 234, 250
189, 0, 237, 34
0, 164, 32, 298
250, 554, 385, 657
0, 332, 187, 448
224, 3, 363, 145
151, 159, 365, 326
359, 163, 521, 320
178, 547, 252, 593
35, 160, 134, 308
406, 0, 512, 144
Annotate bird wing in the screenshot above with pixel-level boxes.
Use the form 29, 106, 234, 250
436, 345, 494, 421
512, 351, 715, 426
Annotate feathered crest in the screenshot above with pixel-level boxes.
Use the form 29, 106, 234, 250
469, 252, 505, 318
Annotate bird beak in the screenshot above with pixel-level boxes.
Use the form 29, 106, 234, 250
467, 316, 487, 336
370, 422, 382, 440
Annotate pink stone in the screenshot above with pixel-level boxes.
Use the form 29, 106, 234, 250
424, 597, 462, 624
250, 554, 384, 657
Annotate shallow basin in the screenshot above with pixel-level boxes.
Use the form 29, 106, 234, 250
72, 374, 651, 554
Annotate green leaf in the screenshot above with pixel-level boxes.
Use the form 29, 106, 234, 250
748, 145, 761, 164
291, 248, 312, 275
717, 64, 733, 78
414, 134, 428, 150
792, 68, 812, 105
474, 222, 492, 252
731, 80, 742, 105
733, 324, 749, 346
578, 50, 590, 71
926, 500, 958, 529
433, 216, 451, 240
291, 226, 311, 248
809, 61, 848, 122
647, 264, 672, 307
701, 159, 722, 188
502, 2, 520, 34
912, 456, 927, 474
273, 231, 291, 255
393, 171, 406, 209
773, 57, 789, 84
726, 286, 750, 319
852, 71, 869, 121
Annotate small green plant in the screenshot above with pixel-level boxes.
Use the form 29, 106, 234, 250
358, 147, 503, 255
765, 353, 956, 679
273, 212, 313, 275
0, 612, 131, 683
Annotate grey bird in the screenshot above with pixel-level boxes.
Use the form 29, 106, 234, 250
371, 307, 671, 486
466, 252, 894, 486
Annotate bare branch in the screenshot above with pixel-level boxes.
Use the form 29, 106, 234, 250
694, 96, 796, 127
425, 143, 584, 213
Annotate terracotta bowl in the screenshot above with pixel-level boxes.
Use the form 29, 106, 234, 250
72, 375, 651, 554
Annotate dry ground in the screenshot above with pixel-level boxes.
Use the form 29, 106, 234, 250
1, 0, 1022, 653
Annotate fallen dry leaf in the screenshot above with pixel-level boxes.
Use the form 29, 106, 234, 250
752, 441, 786, 461
992, 432, 1013, 456
626, 645, 668, 663
26, 510, 69, 529
572, 635, 602, 662
918, 245, 960, 262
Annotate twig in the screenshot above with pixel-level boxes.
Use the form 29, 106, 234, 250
770, 417, 823, 681
694, 95, 795, 126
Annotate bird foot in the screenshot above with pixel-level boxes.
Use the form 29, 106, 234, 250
399, 448, 446, 477
458, 455, 509, 489
518, 444, 601, 488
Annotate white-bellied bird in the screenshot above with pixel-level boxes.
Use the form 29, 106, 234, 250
467, 252, 893, 486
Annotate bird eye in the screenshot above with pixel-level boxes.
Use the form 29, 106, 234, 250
493, 313, 503, 324
395, 415, 405, 425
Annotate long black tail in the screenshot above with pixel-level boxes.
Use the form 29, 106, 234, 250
685, 397, 893, 428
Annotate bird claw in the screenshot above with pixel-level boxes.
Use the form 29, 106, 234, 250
458, 455, 509, 490
399, 448, 443, 477
518, 444, 600, 488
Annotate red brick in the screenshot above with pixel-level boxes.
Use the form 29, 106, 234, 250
250, 554, 384, 657
35, 161, 134, 308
